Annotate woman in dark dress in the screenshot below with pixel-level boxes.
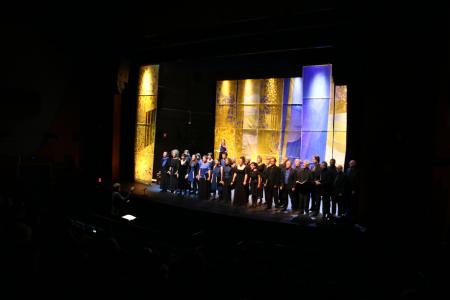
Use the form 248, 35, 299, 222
249, 162, 262, 208
231, 156, 248, 207
177, 153, 190, 195
221, 158, 233, 204
169, 149, 180, 194
188, 155, 199, 195
210, 159, 223, 200
256, 155, 266, 205
197, 155, 211, 200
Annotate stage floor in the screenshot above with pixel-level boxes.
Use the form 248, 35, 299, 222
122, 182, 345, 228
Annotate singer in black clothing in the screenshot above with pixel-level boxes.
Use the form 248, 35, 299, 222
333, 165, 348, 216
263, 157, 281, 209
256, 155, 266, 205
169, 149, 181, 193
297, 160, 313, 214
249, 162, 262, 208
279, 160, 297, 211
311, 155, 321, 214
159, 151, 171, 192
316, 161, 333, 218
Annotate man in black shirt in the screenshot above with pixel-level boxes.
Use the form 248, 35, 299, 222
279, 160, 296, 211
333, 165, 348, 217
160, 151, 171, 192
296, 160, 313, 215
263, 157, 281, 209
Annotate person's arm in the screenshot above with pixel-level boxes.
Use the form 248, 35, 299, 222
220, 167, 224, 184
257, 174, 262, 188
207, 169, 211, 181
243, 173, 248, 185
231, 172, 236, 185
197, 167, 201, 180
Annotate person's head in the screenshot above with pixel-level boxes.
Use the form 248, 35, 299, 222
214, 159, 220, 166
181, 153, 186, 160
349, 160, 357, 168
294, 159, 301, 168
225, 158, 232, 166
313, 155, 320, 164
320, 161, 328, 169
250, 162, 257, 170
270, 157, 277, 166
257, 155, 262, 164
266, 156, 271, 165
337, 165, 344, 173
221, 152, 228, 159
171, 149, 179, 158
330, 158, 336, 167
183, 149, 190, 155
207, 152, 213, 160
202, 155, 208, 162
245, 157, 251, 165
285, 160, 292, 169
238, 156, 245, 166
162, 151, 168, 158
221, 138, 226, 145
113, 183, 121, 192
191, 155, 197, 161
282, 156, 289, 164
303, 160, 310, 168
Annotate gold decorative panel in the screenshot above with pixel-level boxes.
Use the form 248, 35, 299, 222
134, 65, 159, 184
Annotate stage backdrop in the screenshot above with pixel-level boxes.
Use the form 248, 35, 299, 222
214, 64, 347, 165
134, 65, 159, 184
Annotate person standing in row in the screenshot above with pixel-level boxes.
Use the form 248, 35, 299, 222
221, 158, 234, 204
333, 164, 348, 217
317, 161, 332, 218
232, 156, 248, 207
177, 153, 190, 196
279, 160, 296, 211
210, 159, 223, 200
160, 151, 171, 192
197, 155, 211, 200
188, 154, 199, 195
169, 149, 181, 194
311, 155, 321, 214
249, 162, 262, 208
328, 158, 338, 215
296, 160, 313, 214
264, 157, 280, 209
256, 155, 266, 205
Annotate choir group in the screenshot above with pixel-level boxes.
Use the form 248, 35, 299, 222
158, 140, 359, 219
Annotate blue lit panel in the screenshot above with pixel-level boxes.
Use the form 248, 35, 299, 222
302, 65, 332, 99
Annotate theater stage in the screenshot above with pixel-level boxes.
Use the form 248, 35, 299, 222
120, 182, 350, 229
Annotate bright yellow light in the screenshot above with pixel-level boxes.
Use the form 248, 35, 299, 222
135, 65, 159, 184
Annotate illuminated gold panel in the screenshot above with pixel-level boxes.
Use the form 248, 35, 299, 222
214, 80, 238, 159
257, 130, 281, 160
138, 65, 159, 96
216, 80, 237, 105
134, 65, 159, 184
261, 78, 283, 104
237, 79, 261, 104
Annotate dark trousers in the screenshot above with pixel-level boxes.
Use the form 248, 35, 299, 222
299, 191, 309, 212
321, 192, 331, 216
311, 188, 321, 213
264, 185, 279, 208
222, 178, 232, 203
258, 185, 264, 202
279, 187, 295, 209
160, 171, 169, 191
332, 194, 344, 215
250, 181, 259, 206
304, 191, 311, 212
291, 186, 299, 210
198, 178, 209, 200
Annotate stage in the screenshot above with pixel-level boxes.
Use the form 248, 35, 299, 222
120, 182, 352, 230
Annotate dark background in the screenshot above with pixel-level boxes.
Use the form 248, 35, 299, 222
0, 2, 449, 298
